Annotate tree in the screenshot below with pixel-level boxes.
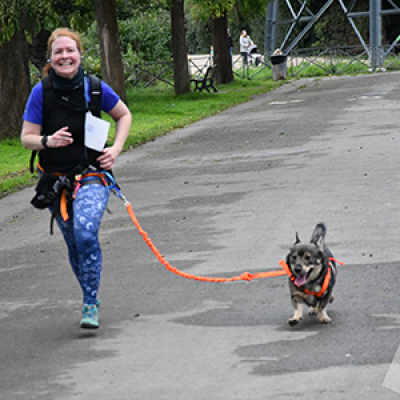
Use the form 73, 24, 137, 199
94, 0, 128, 103
0, 26, 31, 139
27, 28, 50, 75
171, 0, 190, 94
212, 10, 233, 84
188, 1, 236, 84
0, 0, 39, 139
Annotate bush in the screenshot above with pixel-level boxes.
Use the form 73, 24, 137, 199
81, 11, 172, 86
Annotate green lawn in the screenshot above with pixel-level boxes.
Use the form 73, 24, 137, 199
0, 75, 287, 197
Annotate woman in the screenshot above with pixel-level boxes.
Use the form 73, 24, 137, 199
239, 30, 253, 65
21, 28, 132, 329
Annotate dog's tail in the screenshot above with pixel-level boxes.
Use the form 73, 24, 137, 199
310, 223, 326, 245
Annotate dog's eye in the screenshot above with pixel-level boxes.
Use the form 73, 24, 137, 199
304, 255, 312, 262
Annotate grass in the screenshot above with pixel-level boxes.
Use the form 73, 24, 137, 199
0, 75, 286, 197
0, 138, 38, 196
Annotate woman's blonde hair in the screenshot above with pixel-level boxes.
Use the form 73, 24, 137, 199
43, 28, 84, 77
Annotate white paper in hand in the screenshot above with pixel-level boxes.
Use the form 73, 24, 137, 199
84, 111, 110, 152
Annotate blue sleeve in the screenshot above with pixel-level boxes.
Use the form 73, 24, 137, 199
100, 81, 120, 113
22, 82, 44, 125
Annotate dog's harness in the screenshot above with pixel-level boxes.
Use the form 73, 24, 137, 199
278, 259, 333, 298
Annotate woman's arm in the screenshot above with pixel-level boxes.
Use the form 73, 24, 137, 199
20, 121, 45, 150
96, 100, 132, 171
21, 122, 73, 150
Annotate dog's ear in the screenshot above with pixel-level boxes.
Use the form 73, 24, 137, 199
295, 232, 301, 244
315, 235, 324, 251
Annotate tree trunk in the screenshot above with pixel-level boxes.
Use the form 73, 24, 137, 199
94, 0, 128, 104
212, 11, 233, 84
171, 0, 190, 95
0, 29, 30, 139
28, 28, 50, 76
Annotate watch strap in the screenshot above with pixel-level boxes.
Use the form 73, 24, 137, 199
41, 135, 49, 149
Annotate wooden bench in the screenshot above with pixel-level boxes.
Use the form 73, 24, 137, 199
190, 64, 218, 92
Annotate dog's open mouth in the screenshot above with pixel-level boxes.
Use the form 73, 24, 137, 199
294, 274, 307, 287
293, 269, 313, 287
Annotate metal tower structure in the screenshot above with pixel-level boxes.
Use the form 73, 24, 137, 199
264, 0, 400, 68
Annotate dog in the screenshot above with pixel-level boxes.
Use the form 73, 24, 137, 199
284, 223, 337, 326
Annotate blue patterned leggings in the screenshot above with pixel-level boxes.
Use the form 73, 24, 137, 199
54, 184, 110, 305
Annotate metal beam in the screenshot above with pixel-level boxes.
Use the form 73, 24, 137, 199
285, 0, 335, 54
280, 1, 307, 50
264, 0, 279, 56
369, 0, 382, 68
265, 0, 400, 69
349, 9, 400, 17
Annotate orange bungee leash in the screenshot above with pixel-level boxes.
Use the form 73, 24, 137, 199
107, 176, 343, 283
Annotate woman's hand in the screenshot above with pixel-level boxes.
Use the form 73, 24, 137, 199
47, 127, 74, 148
98, 99, 132, 170
96, 146, 121, 171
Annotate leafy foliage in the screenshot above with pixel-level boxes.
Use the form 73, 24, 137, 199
119, 10, 172, 60
0, 0, 53, 44
119, 10, 173, 85
185, 7, 213, 54
0, 1, 20, 44
116, 0, 169, 18
82, 8, 172, 85
187, 0, 236, 19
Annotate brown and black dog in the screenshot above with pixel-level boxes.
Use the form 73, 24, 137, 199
285, 223, 337, 326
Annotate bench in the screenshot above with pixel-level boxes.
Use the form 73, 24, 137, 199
190, 64, 218, 93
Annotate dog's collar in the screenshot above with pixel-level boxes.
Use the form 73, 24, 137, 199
279, 260, 331, 298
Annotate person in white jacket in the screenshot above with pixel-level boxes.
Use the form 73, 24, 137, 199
239, 30, 254, 65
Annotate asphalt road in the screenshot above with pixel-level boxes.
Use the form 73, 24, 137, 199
1, 72, 400, 400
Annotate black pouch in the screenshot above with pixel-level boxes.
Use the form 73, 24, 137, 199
31, 173, 71, 209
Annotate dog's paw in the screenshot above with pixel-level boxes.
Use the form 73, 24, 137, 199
308, 307, 317, 316
288, 318, 301, 326
318, 315, 332, 324
329, 294, 335, 303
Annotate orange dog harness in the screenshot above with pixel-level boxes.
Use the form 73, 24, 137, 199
279, 259, 333, 298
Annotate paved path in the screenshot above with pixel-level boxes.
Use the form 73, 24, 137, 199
1, 73, 400, 399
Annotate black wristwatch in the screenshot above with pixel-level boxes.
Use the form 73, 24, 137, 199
41, 135, 49, 149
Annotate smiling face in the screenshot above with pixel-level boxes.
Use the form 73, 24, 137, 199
50, 36, 81, 79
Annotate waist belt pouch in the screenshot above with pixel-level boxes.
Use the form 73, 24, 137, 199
31, 173, 71, 209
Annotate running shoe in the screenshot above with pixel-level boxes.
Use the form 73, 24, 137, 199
80, 304, 99, 329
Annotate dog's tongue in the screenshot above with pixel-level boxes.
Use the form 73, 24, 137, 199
294, 275, 307, 287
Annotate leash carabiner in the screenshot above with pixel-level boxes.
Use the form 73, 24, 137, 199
103, 171, 130, 206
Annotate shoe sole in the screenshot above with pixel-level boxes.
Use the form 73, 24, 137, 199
80, 319, 99, 329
